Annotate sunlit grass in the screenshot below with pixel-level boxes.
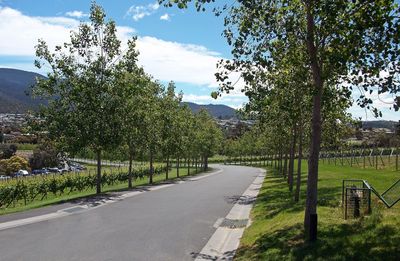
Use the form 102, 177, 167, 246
236, 160, 400, 260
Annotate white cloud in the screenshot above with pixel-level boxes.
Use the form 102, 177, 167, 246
160, 13, 170, 21
0, 7, 74, 56
348, 88, 399, 120
0, 7, 135, 56
36, 16, 80, 28
65, 10, 88, 18
182, 92, 247, 108
0, 6, 246, 100
136, 36, 224, 87
351, 87, 397, 110
183, 94, 215, 103
126, 2, 160, 21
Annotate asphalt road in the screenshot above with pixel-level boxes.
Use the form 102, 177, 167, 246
0, 164, 261, 261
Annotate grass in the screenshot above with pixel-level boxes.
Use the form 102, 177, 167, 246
11, 143, 37, 151
235, 161, 400, 261
0, 166, 204, 216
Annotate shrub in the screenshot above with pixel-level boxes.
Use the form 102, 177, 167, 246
0, 156, 29, 175
0, 144, 17, 159
29, 141, 60, 170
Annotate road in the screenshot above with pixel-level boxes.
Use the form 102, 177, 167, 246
0, 164, 262, 261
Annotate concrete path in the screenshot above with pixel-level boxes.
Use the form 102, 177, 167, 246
0, 164, 265, 261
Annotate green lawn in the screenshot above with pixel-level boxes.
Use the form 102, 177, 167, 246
13, 143, 37, 151
0, 166, 203, 216
235, 161, 400, 261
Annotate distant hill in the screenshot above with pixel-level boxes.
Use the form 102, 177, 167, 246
0, 68, 44, 113
183, 102, 237, 119
0, 68, 238, 118
362, 120, 399, 131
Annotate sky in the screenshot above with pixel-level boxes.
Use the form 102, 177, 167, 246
0, 0, 398, 121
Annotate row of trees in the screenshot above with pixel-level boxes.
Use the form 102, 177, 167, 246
162, 0, 400, 241
32, 3, 223, 194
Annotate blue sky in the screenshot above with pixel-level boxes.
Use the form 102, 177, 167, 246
0, 0, 398, 121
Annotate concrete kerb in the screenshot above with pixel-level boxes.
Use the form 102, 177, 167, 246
0, 167, 224, 232
195, 167, 266, 261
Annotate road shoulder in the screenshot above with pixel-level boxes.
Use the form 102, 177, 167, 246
194, 167, 266, 261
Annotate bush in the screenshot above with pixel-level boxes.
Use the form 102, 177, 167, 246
0, 156, 29, 175
0, 144, 17, 159
29, 141, 60, 170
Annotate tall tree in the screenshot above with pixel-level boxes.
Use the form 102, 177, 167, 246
194, 109, 223, 170
139, 80, 164, 184
121, 69, 151, 188
161, 0, 400, 241
33, 3, 138, 194
160, 81, 182, 179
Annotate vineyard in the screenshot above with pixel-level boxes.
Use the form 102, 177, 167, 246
0, 164, 170, 210
222, 147, 400, 171
320, 147, 400, 170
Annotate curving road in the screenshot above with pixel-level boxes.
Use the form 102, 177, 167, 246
0, 164, 262, 261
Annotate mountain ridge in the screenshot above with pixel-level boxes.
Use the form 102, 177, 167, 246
183, 102, 237, 119
0, 68, 44, 113
0, 68, 238, 118
1, 68, 397, 125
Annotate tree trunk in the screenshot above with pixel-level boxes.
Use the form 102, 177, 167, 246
96, 149, 102, 194
149, 150, 154, 184
204, 156, 208, 171
278, 149, 282, 175
187, 158, 190, 175
304, 0, 323, 242
166, 157, 169, 180
176, 157, 180, 178
283, 151, 288, 180
195, 158, 198, 173
128, 151, 133, 189
289, 124, 297, 192
295, 120, 303, 202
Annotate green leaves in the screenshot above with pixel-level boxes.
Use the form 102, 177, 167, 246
33, 2, 140, 155
0, 165, 168, 209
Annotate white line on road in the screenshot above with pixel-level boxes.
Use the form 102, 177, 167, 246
0, 212, 69, 231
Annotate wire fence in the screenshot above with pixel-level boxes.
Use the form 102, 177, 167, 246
320, 147, 399, 171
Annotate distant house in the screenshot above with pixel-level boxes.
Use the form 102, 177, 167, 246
3, 133, 15, 142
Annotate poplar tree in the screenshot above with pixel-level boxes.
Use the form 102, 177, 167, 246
161, 0, 400, 241
34, 3, 139, 193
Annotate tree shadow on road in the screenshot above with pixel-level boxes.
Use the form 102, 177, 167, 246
190, 250, 236, 260
224, 195, 257, 205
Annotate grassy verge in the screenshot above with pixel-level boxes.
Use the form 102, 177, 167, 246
14, 143, 38, 151
235, 161, 400, 261
0, 166, 205, 216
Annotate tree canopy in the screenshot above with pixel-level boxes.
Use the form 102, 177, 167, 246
160, 0, 400, 241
